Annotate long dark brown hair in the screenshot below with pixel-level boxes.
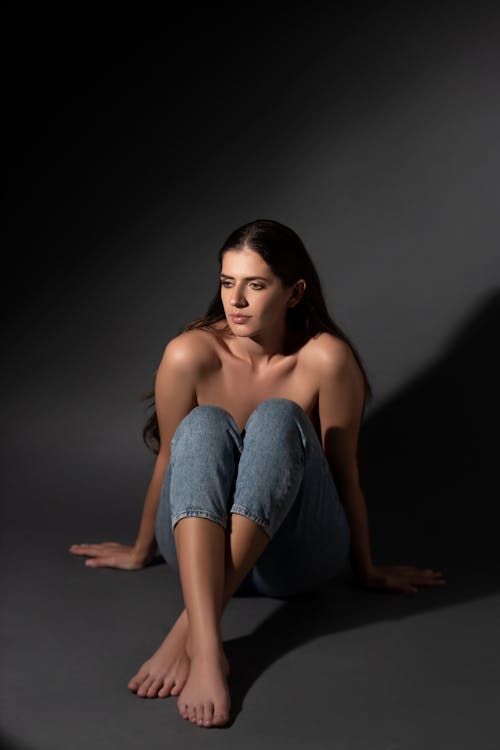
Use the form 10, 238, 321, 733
142, 218, 373, 454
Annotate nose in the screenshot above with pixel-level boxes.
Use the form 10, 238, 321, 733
230, 289, 248, 307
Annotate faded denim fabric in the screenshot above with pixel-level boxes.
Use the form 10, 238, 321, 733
155, 397, 351, 598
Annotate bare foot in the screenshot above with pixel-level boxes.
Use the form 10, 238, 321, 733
177, 647, 231, 728
128, 612, 191, 698
128, 611, 230, 699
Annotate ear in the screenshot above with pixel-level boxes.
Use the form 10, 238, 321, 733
288, 279, 306, 308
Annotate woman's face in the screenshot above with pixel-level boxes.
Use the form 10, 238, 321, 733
220, 247, 302, 337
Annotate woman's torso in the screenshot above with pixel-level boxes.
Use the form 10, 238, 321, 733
191, 320, 325, 439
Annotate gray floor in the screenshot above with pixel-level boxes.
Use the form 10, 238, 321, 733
1, 467, 499, 749
2, 551, 500, 750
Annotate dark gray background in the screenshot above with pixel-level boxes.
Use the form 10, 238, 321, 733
2, 2, 500, 748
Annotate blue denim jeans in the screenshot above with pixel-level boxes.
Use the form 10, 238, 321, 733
155, 397, 351, 598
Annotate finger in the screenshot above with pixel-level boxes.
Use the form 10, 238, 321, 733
69, 542, 123, 552
85, 556, 116, 568
69, 548, 88, 556
402, 567, 434, 576
69, 548, 106, 557
68, 544, 93, 555
81, 545, 119, 558
69, 544, 107, 554
398, 573, 446, 589
419, 568, 446, 578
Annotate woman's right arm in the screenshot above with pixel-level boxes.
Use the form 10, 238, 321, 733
68, 333, 202, 569
131, 449, 170, 566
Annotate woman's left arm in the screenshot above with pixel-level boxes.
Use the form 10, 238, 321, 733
338, 479, 446, 593
335, 477, 375, 580
315, 335, 447, 594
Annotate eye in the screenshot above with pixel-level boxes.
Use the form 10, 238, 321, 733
220, 281, 264, 290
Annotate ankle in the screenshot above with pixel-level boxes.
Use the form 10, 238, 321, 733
189, 631, 223, 658
191, 648, 226, 666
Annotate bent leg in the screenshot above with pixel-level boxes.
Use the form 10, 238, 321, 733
169, 405, 243, 534
156, 398, 349, 599
174, 513, 270, 727
230, 398, 351, 598
230, 397, 307, 541
152, 405, 272, 727
128, 512, 269, 709
141, 400, 348, 725
173, 517, 229, 727
155, 404, 243, 572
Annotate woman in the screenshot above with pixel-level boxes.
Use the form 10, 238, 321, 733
69, 219, 446, 729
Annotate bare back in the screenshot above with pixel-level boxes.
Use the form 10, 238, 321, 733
183, 320, 325, 439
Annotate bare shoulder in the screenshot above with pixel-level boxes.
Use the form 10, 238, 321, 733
304, 332, 365, 400
158, 328, 219, 376
303, 332, 354, 372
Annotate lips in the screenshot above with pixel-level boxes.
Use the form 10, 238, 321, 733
231, 314, 251, 321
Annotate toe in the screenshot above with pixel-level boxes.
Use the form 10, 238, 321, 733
137, 676, 155, 697
195, 703, 205, 726
212, 712, 229, 726
128, 668, 146, 691
158, 679, 175, 698
130, 671, 148, 693
204, 701, 214, 726
177, 697, 189, 719
146, 678, 163, 697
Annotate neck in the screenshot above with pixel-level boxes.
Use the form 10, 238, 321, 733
228, 320, 301, 369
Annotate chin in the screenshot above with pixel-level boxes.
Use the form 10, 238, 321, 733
228, 320, 254, 335
230, 325, 251, 335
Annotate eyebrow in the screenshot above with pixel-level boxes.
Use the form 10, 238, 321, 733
220, 274, 270, 281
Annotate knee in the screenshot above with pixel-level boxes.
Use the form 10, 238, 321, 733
244, 398, 305, 434
171, 404, 236, 448
253, 397, 304, 417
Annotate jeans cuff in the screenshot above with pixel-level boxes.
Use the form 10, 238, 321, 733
171, 509, 228, 534
230, 504, 273, 539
